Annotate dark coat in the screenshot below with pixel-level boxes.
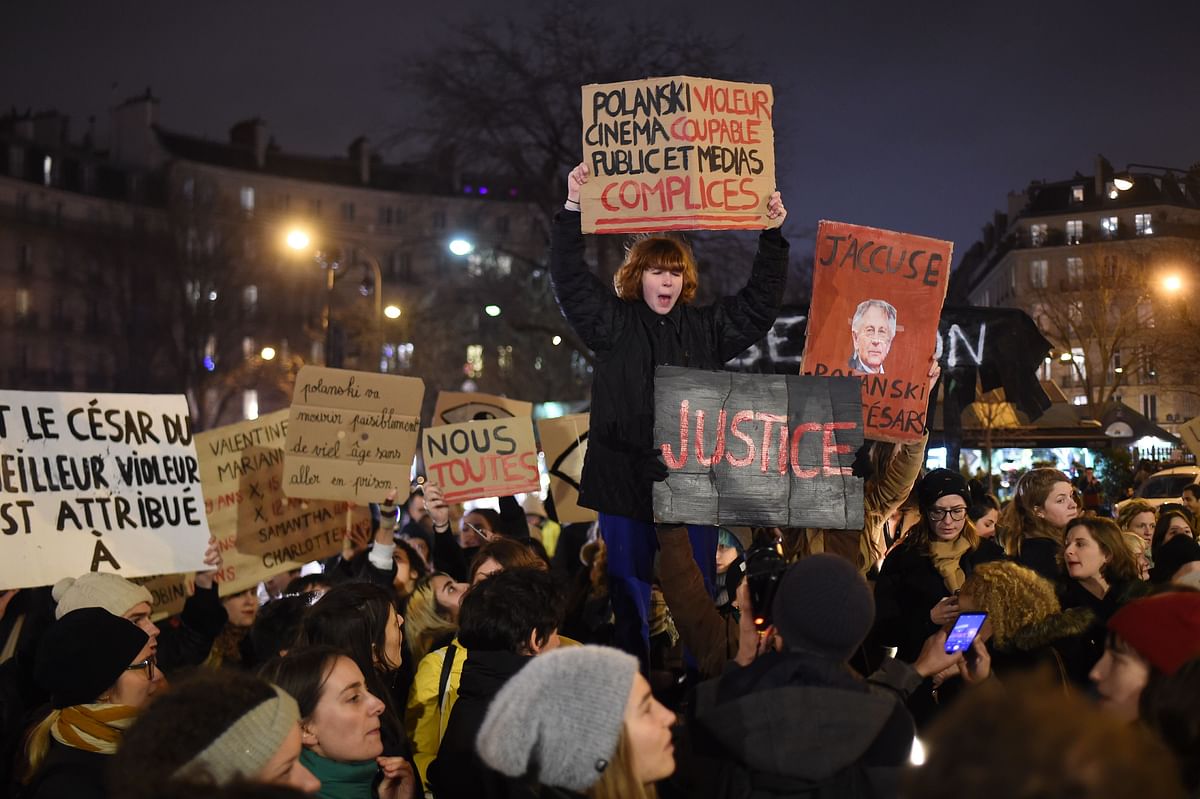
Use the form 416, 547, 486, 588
550, 211, 788, 521
685, 651, 914, 799
428, 649, 535, 799
157, 583, 229, 676
1015, 536, 1061, 582
20, 740, 110, 799
873, 537, 1006, 663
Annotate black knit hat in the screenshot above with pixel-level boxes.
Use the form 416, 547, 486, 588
771, 554, 875, 661
1150, 534, 1200, 584
36, 607, 149, 708
918, 468, 972, 513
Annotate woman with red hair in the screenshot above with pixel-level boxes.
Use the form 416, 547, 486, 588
552, 161, 788, 671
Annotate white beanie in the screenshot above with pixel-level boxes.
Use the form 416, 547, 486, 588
52, 572, 154, 619
476, 645, 638, 792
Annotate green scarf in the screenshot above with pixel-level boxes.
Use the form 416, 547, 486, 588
300, 748, 378, 799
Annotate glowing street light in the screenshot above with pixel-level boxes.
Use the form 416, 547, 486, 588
285, 228, 312, 251
384, 304, 402, 319
260, 346, 277, 361
1112, 174, 1134, 192
1059, 352, 1073, 362
448, 238, 474, 256
484, 304, 502, 317
552, 335, 562, 346
1162, 274, 1184, 294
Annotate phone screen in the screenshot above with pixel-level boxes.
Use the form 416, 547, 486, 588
945, 612, 988, 654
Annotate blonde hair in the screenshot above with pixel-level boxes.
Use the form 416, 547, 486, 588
1117, 500, 1156, 532
1122, 531, 1147, 556
21, 711, 59, 784
405, 572, 459, 663
960, 562, 1061, 648
1000, 468, 1071, 557
588, 726, 658, 799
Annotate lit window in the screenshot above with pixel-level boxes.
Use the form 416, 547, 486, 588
466, 344, 484, 378
1072, 394, 1088, 406
1071, 185, 1084, 203
1066, 219, 1083, 245
498, 345, 513, 374
1137, 299, 1155, 328
1029, 223, 1048, 247
243, 285, 258, 314
240, 186, 255, 212
1135, 213, 1153, 236
15, 288, 32, 318
42, 156, 52, 186
1066, 256, 1084, 288
1141, 394, 1157, 421
242, 336, 255, 358
243, 390, 259, 421
1101, 216, 1118, 239
182, 177, 195, 203
1029, 259, 1048, 289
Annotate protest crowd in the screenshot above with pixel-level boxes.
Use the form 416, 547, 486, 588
3, 137, 1200, 799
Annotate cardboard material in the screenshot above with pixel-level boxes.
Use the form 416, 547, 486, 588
536, 413, 597, 524
0, 390, 211, 590
1181, 416, 1200, 460
283, 366, 424, 503
431, 391, 532, 425
652, 367, 864, 529
800, 221, 952, 442
423, 416, 541, 504
580, 75, 778, 233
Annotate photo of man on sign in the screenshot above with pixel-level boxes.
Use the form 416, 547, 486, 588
848, 299, 898, 375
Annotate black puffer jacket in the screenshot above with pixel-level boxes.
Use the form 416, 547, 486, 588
550, 210, 789, 521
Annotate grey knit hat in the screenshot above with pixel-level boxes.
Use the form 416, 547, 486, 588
772, 554, 875, 661
53, 572, 153, 619
476, 645, 638, 792
173, 685, 300, 784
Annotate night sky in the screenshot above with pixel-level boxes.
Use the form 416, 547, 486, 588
3, 1, 1198, 263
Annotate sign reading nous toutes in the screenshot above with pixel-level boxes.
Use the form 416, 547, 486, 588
580, 75, 778, 234
423, 416, 541, 504
0, 390, 211, 589
800, 220, 952, 443
652, 367, 864, 529
283, 367, 424, 503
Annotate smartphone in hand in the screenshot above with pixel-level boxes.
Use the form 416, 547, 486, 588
944, 612, 988, 654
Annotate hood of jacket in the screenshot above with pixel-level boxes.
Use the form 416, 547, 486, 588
999, 606, 1097, 653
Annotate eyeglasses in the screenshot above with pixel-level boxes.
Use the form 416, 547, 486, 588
126, 656, 157, 681
928, 507, 968, 521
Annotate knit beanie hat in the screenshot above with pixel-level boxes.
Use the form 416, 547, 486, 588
476, 645, 638, 792
173, 685, 301, 785
36, 607, 149, 708
918, 468, 972, 513
52, 572, 153, 619
1148, 534, 1200, 584
1108, 593, 1200, 676
772, 554, 875, 661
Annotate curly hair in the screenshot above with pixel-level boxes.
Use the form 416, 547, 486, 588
612, 236, 698, 305
1065, 517, 1142, 584
960, 561, 1062, 648
999, 468, 1072, 558
1117, 499, 1157, 532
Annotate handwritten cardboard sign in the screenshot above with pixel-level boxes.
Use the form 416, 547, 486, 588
800, 221, 952, 443
423, 416, 541, 504
536, 413, 597, 524
284, 366, 424, 503
431, 391, 532, 426
652, 367, 864, 529
580, 75, 778, 234
0, 390, 211, 590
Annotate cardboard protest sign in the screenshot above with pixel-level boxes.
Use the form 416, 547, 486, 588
0, 390, 210, 590
652, 367, 864, 529
423, 416, 540, 504
580, 75, 778, 234
431, 391, 532, 426
1181, 416, 1200, 460
536, 413, 597, 524
284, 366, 424, 503
800, 221, 952, 443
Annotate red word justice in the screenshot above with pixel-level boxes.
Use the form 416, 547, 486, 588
659, 401, 856, 477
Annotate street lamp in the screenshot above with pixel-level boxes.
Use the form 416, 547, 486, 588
484, 304, 502, 317
260, 346, 277, 361
284, 225, 384, 369
448, 238, 474, 256
384, 304, 402, 320
1162, 274, 1184, 294
1112, 163, 1193, 192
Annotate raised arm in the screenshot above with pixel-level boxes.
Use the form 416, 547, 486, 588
713, 191, 790, 361
549, 162, 627, 353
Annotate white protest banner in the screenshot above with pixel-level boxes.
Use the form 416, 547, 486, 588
283, 366, 424, 503
0, 391, 210, 590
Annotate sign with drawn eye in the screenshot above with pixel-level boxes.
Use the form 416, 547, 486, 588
431, 391, 533, 425
536, 413, 596, 524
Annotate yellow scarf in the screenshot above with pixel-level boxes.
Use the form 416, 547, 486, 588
929, 537, 972, 592
52, 704, 139, 754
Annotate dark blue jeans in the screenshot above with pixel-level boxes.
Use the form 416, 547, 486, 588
599, 513, 718, 674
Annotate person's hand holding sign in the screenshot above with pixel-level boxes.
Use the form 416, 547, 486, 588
566, 162, 588, 207
194, 537, 223, 590
424, 483, 452, 532
765, 191, 786, 224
